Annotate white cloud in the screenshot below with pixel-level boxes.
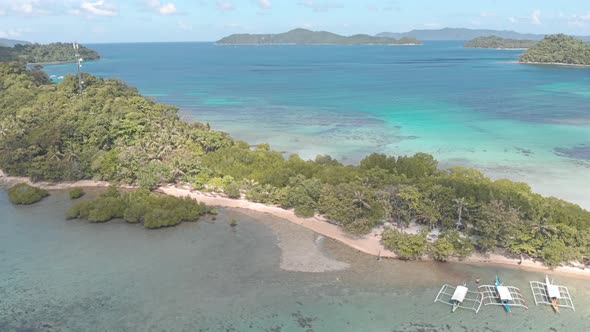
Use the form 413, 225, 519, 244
159, 3, 176, 14
508, 17, 517, 23
80, 0, 117, 16
147, 0, 177, 15
567, 12, 590, 28
216, 1, 234, 11
531, 9, 541, 25
0, 0, 50, 16
258, 0, 271, 9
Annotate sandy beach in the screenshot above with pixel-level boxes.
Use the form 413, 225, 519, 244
1, 169, 589, 278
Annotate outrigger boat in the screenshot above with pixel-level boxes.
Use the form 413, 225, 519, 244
529, 276, 575, 312
451, 283, 468, 312
495, 276, 511, 312
545, 275, 560, 313
434, 283, 483, 313
479, 277, 528, 311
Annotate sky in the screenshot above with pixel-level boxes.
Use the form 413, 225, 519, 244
1, 0, 590, 43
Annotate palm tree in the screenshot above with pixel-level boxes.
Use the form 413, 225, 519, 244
353, 191, 371, 210
352, 191, 371, 220
453, 197, 468, 229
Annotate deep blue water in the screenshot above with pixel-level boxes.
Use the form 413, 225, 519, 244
43, 42, 590, 208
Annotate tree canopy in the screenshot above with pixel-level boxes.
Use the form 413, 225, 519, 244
464, 36, 537, 49
0, 43, 100, 63
519, 34, 590, 65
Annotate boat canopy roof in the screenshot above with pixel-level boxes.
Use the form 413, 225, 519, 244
547, 284, 560, 299
451, 286, 468, 302
496, 285, 513, 301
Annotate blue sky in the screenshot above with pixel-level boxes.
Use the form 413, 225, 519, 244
1, 0, 590, 43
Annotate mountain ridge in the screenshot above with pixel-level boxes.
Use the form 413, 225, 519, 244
217, 28, 421, 45
0, 38, 30, 47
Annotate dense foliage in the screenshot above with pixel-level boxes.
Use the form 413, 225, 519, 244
217, 28, 421, 45
0, 62, 232, 185
464, 36, 536, 49
1, 63, 589, 267
66, 186, 213, 228
520, 34, 590, 65
69, 188, 85, 199
0, 43, 100, 63
7, 183, 49, 204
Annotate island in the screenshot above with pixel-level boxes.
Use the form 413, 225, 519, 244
519, 34, 590, 66
377, 27, 590, 42
216, 28, 421, 45
464, 36, 537, 49
0, 42, 100, 64
1, 61, 589, 269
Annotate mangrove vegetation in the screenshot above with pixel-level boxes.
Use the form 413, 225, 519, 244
66, 186, 214, 228
69, 188, 85, 199
1, 62, 589, 267
7, 183, 49, 205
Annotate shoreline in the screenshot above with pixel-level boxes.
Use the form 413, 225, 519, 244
214, 43, 422, 46
1, 170, 589, 278
27, 59, 101, 66
465, 47, 530, 50
515, 60, 590, 68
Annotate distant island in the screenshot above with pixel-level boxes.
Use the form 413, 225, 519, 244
217, 28, 421, 45
0, 42, 100, 64
377, 27, 590, 42
519, 34, 590, 66
464, 36, 537, 49
0, 38, 30, 47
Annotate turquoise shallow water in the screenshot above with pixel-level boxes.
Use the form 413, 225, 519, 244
42, 42, 590, 208
1, 188, 590, 331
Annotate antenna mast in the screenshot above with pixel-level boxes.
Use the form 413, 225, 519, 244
73, 42, 84, 95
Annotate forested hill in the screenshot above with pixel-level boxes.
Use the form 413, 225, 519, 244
217, 28, 421, 45
464, 36, 537, 49
1, 62, 589, 267
0, 42, 100, 63
0, 38, 30, 47
519, 34, 590, 65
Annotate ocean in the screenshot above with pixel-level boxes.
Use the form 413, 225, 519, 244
42, 42, 590, 209
1, 187, 589, 331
